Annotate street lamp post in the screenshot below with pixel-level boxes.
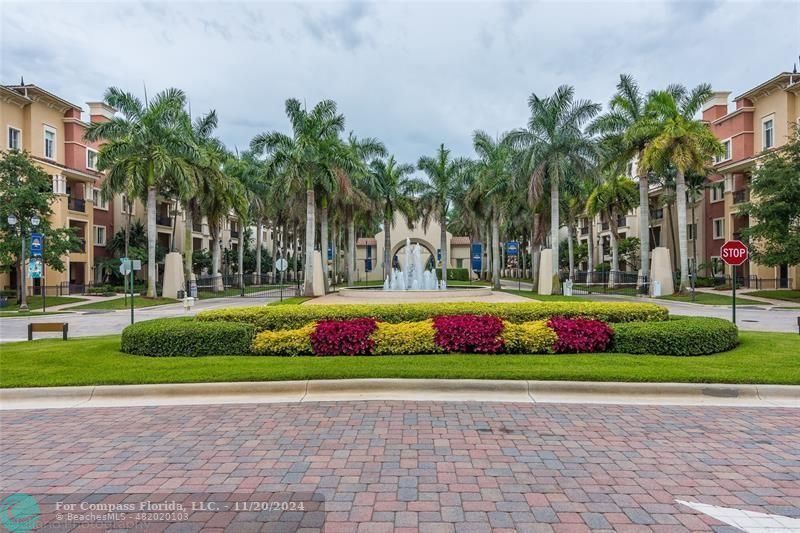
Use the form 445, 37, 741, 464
7, 214, 39, 313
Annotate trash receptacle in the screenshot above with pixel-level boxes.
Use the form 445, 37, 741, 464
177, 290, 185, 299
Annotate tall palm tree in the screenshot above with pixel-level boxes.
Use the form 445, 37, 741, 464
85, 87, 196, 297
367, 156, 417, 278
251, 99, 347, 296
586, 174, 639, 276
469, 131, 515, 289
510, 86, 599, 293
416, 144, 469, 284
637, 85, 724, 292
590, 74, 656, 281
226, 151, 265, 286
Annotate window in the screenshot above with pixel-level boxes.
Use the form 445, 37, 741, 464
44, 127, 56, 159
710, 182, 724, 202
92, 188, 108, 210
93, 225, 107, 246
7, 127, 20, 150
715, 139, 731, 163
687, 223, 697, 240
762, 117, 774, 149
121, 195, 133, 214
86, 149, 98, 170
713, 218, 725, 240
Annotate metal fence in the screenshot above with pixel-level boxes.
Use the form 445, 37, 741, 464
692, 275, 792, 290
190, 274, 300, 300
560, 270, 649, 297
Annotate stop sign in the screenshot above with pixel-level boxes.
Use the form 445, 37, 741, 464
720, 240, 749, 266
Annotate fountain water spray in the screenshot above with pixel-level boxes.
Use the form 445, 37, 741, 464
384, 237, 443, 290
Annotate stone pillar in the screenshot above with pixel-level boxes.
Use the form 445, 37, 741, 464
312, 250, 325, 296
538, 249, 553, 295
649, 247, 674, 296
161, 252, 186, 299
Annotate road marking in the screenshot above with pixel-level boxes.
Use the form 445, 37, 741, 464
677, 500, 800, 532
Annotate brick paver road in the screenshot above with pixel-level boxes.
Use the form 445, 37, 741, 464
1, 401, 798, 532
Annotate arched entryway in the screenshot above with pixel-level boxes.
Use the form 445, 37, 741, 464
390, 238, 438, 271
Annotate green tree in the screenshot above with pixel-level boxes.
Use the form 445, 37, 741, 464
740, 130, 800, 266
0, 150, 80, 304
510, 86, 599, 293
586, 174, 638, 275
637, 85, 724, 292
85, 87, 196, 297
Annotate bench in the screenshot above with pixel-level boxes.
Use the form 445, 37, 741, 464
28, 322, 68, 341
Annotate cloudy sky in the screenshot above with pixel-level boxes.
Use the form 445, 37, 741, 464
2, 0, 798, 164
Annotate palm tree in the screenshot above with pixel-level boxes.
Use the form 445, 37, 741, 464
510, 86, 599, 293
586, 174, 639, 278
251, 99, 347, 296
226, 151, 264, 286
469, 131, 515, 289
367, 156, 417, 278
638, 85, 724, 292
416, 144, 469, 284
590, 74, 656, 281
85, 87, 196, 297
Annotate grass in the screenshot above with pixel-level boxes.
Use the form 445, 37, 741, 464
501, 289, 590, 302
659, 292, 762, 306
0, 295, 86, 312
746, 290, 800, 304
69, 296, 177, 310
347, 280, 491, 287
269, 296, 312, 305
0, 311, 72, 318
2, 331, 797, 388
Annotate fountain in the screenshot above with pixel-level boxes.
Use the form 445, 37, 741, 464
383, 238, 446, 291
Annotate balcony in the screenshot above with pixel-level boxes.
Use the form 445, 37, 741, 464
192, 219, 203, 232
617, 216, 627, 228
68, 197, 86, 212
156, 215, 172, 227
230, 229, 240, 239
652, 208, 664, 220
732, 190, 749, 204
580, 226, 589, 236
71, 238, 86, 253
601, 221, 609, 231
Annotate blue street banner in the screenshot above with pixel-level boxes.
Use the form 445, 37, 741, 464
471, 243, 483, 272
506, 241, 519, 256
437, 249, 441, 262
327, 246, 333, 261
30, 233, 43, 257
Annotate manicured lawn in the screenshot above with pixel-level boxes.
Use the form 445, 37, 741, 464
2, 331, 797, 388
746, 290, 800, 304
501, 289, 590, 302
0, 311, 72, 318
269, 296, 312, 305
659, 293, 762, 305
69, 296, 177, 310
0, 295, 86, 312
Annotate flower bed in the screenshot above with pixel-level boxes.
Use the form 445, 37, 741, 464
197, 301, 668, 331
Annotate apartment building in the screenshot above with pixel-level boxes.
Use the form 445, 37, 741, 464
703, 71, 800, 289
1, 83, 103, 292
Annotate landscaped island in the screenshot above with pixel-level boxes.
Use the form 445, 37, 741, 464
120, 302, 738, 358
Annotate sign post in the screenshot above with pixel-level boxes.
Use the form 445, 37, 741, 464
720, 240, 749, 325
30, 233, 45, 311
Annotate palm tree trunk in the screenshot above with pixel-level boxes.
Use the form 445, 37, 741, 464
587, 218, 594, 285
146, 185, 157, 298
481, 225, 489, 281
271, 225, 278, 284
638, 165, 650, 279
211, 221, 222, 291
292, 223, 299, 282
550, 173, 560, 294
667, 200, 678, 272
675, 169, 689, 292
237, 230, 244, 288
491, 214, 500, 290
183, 202, 193, 283
383, 215, 392, 282
320, 204, 330, 293
303, 189, 315, 297
567, 223, 575, 279
255, 220, 263, 281
347, 217, 356, 285
343, 217, 351, 286
531, 216, 538, 290
440, 209, 448, 285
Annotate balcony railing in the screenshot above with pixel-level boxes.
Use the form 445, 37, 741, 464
580, 227, 589, 236
192, 220, 203, 232
230, 229, 240, 239
732, 190, 749, 204
652, 208, 664, 220
68, 197, 85, 212
71, 238, 86, 253
601, 221, 609, 231
156, 215, 172, 227
617, 216, 627, 227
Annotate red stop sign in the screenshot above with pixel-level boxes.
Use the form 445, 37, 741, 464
720, 240, 749, 266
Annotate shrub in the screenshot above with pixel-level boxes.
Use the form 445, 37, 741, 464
502, 320, 557, 354
372, 320, 440, 355
446, 268, 470, 281
548, 317, 614, 353
433, 314, 504, 353
198, 302, 667, 331
310, 318, 377, 356
121, 318, 254, 356
612, 316, 738, 356
251, 323, 315, 356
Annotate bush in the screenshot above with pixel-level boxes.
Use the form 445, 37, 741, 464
612, 316, 738, 356
121, 318, 254, 356
251, 323, 315, 356
310, 318, 377, 356
548, 317, 614, 353
502, 320, 557, 354
198, 302, 667, 331
372, 320, 440, 355
446, 268, 470, 281
433, 314, 504, 353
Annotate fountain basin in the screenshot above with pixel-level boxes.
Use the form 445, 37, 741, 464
338, 286, 492, 300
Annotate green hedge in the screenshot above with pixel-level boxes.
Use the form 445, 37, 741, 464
446, 268, 470, 281
121, 318, 254, 357
612, 316, 738, 356
198, 302, 668, 331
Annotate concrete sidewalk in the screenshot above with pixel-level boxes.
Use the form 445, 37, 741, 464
2, 379, 797, 410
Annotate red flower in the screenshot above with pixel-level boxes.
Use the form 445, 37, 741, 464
310, 318, 378, 356
432, 314, 505, 354
547, 316, 613, 353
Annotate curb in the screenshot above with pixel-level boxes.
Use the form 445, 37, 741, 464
1, 380, 797, 410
